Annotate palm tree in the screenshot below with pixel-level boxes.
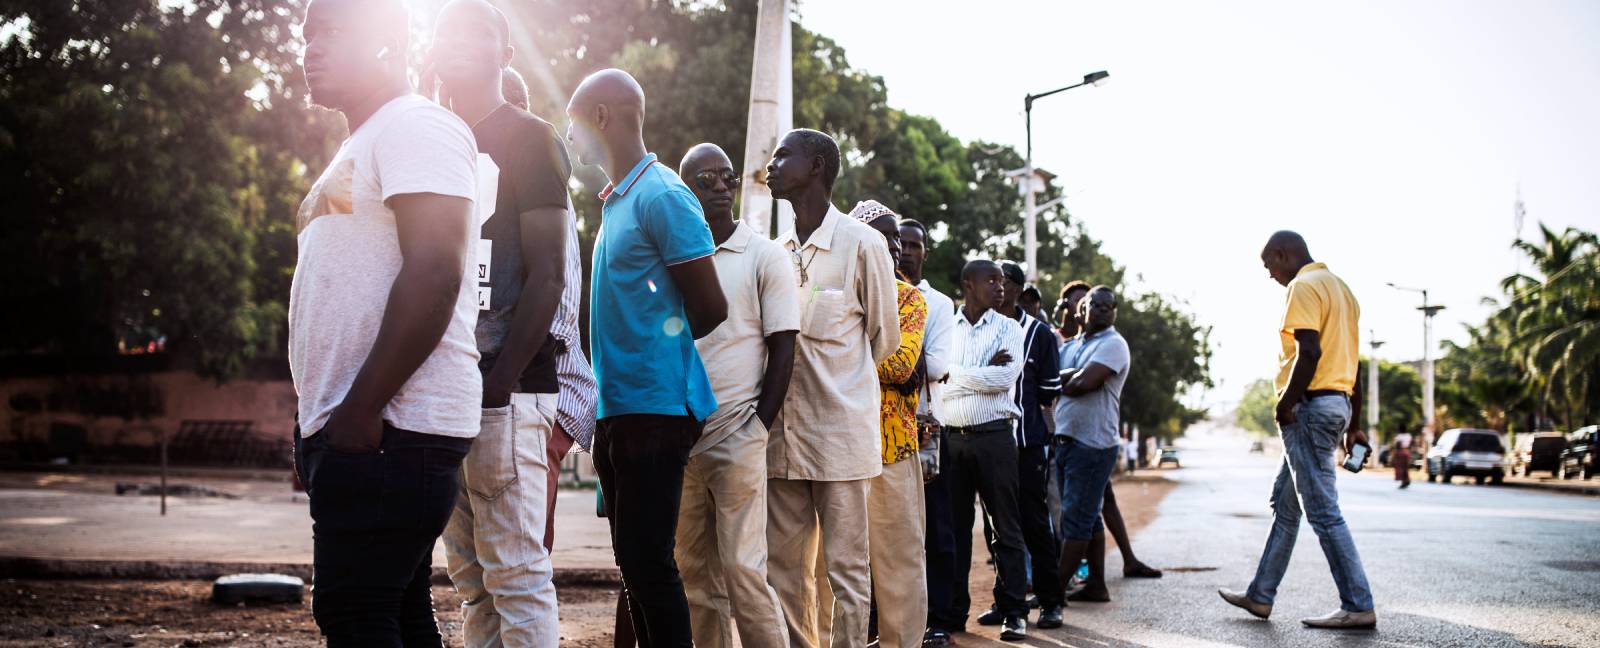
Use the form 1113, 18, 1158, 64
1500, 224, 1600, 429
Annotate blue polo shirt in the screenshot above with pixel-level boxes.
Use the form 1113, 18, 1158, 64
590, 153, 719, 421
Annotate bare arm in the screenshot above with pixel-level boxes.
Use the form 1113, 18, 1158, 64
667, 257, 728, 339
1061, 361, 1115, 397
326, 192, 474, 452
482, 206, 568, 407
1275, 329, 1322, 426
756, 331, 798, 428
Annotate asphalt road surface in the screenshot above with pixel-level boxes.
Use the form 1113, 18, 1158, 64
1037, 423, 1600, 648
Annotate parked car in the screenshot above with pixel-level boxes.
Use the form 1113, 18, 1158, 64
1426, 428, 1507, 485
1560, 426, 1597, 480
1158, 447, 1181, 468
1511, 431, 1567, 478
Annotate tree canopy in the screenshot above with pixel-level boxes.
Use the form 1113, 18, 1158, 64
2, 0, 1213, 434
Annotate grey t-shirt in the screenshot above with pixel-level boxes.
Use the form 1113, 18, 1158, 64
1053, 326, 1130, 449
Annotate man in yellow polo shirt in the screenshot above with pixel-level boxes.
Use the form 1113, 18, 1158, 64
1220, 231, 1376, 629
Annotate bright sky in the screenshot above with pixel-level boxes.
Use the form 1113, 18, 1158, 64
799, 0, 1600, 407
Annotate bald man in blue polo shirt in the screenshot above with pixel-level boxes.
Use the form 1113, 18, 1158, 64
565, 68, 728, 648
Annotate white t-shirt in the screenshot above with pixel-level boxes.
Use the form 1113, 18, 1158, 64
289, 94, 482, 439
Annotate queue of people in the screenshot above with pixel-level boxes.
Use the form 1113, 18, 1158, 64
288, 0, 1374, 645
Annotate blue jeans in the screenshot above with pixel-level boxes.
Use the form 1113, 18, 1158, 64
1056, 438, 1120, 542
1246, 395, 1375, 612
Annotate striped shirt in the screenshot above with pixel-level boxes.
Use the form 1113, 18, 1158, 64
941, 306, 1025, 429
552, 200, 597, 450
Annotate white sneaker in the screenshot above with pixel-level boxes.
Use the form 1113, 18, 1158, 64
1218, 589, 1272, 619
1300, 608, 1377, 628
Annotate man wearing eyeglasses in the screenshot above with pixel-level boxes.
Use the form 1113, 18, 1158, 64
765, 129, 900, 648
670, 143, 796, 648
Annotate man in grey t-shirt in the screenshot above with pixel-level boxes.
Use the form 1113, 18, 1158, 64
1052, 286, 1130, 601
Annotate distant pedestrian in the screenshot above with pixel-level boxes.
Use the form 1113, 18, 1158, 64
1220, 230, 1376, 629
673, 142, 795, 648
567, 68, 730, 648
291, 0, 481, 643
1393, 432, 1413, 489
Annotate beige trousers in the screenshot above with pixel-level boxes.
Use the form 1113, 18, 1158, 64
868, 458, 928, 648
675, 412, 790, 648
768, 477, 872, 648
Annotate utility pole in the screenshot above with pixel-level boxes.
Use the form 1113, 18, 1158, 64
1368, 331, 1384, 440
1388, 283, 1445, 442
738, 0, 793, 239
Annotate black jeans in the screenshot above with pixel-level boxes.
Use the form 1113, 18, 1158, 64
294, 424, 471, 648
593, 414, 702, 648
947, 421, 1030, 619
1013, 444, 1065, 608
924, 427, 962, 632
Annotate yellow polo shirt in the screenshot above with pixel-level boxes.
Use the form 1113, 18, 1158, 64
1275, 262, 1360, 397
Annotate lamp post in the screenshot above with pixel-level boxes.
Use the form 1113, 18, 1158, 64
1021, 70, 1108, 281
1387, 283, 1445, 442
1368, 331, 1384, 440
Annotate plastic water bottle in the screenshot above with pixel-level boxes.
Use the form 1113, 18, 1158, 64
1076, 559, 1089, 581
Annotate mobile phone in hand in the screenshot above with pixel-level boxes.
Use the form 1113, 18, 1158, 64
1342, 442, 1370, 473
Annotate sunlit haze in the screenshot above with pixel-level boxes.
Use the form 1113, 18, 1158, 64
798, 0, 1600, 406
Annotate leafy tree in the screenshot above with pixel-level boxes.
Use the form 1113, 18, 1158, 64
1499, 223, 1599, 429
1235, 378, 1277, 438
1356, 359, 1424, 441
0, 0, 339, 380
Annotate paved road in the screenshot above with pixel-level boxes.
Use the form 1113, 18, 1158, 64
1034, 423, 1600, 648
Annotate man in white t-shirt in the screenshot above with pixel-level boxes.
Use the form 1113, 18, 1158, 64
291, 0, 481, 643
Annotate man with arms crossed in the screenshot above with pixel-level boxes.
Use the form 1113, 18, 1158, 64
673, 143, 796, 648
293, 0, 479, 642
941, 260, 1030, 642
1220, 231, 1375, 629
765, 129, 900, 648
428, 3, 568, 644
566, 68, 729, 647
1053, 287, 1132, 605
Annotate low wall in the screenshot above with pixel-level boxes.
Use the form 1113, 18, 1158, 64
0, 371, 296, 467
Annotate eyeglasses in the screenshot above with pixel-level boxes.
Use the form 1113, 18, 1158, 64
693, 170, 741, 191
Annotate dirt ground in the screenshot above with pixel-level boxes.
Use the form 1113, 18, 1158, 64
0, 473, 1174, 647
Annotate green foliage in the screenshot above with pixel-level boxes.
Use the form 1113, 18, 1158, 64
1235, 379, 1277, 438
1498, 224, 1600, 429
0, 0, 341, 380
1359, 359, 1423, 440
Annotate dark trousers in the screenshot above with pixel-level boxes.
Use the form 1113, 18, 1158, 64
1013, 444, 1064, 608
294, 424, 471, 648
593, 414, 702, 648
924, 428, 961, 632
947, 421, 1030, 620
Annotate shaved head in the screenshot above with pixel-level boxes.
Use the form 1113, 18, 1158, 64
1260, 230, 1315, 286
679, 143, 731, 176
1263, 230, 1310, 257
569, 68, 645, 119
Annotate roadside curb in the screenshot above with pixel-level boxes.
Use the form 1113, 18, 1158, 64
0, 556, 622, 588
1357, 464, 1600, 496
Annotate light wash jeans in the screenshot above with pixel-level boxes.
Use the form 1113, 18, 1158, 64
442, 392, 560, 647
1246, 395, 1374, 612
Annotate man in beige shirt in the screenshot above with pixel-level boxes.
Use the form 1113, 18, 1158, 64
765, 129, 900, 648
673, 143, 797, 648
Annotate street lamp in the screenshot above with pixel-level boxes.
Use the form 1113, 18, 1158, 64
1020, 70, 1109, 281
1368, 331, 1384, 440
1387, 283, 1445, 442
